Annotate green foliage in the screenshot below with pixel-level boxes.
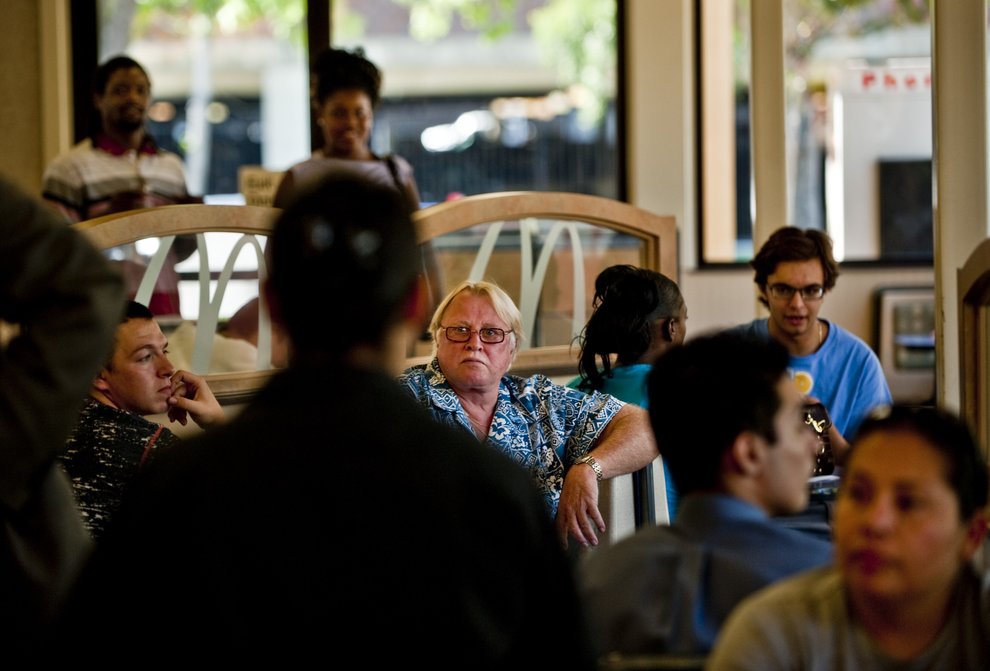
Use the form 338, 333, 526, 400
391, 0, 616, 124
130, 0, 306, 43
393, 0, 517, 42
530, 0, 615, 125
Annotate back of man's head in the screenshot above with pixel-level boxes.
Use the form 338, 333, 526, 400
648, 331, 790, 495
267, 174, 418, 360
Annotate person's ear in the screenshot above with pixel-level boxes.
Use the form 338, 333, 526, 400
665, 318, 678, 343
726, 431, 764, 476
960, 510, 988, 562
92, 367, 112, 394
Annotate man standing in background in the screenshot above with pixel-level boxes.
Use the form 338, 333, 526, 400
42, 55, 191, 223
42, 54, 196, 316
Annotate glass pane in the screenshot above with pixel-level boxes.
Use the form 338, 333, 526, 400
98, 0, 308, 199
330, 0, 619, 205
105, 232, 275, 375
783, 1, 931, 262
410, 219, 646, 357
700, 0, 752, 263
703, 1, 932, 264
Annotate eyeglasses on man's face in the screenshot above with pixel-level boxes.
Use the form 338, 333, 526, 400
440, 325, 512, 344
767, 283, 825, 302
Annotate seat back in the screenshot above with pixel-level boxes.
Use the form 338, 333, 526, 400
75, 203, 281, 409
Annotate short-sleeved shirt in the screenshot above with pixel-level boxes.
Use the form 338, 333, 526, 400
727, 318, 892, 437
42, 135, 189, 223
274, 151, 418, 209
399, 358, 625, 517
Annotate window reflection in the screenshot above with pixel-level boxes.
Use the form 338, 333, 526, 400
702, 0, 932, 264
97, 0, 308, 198
332, 0, 619, 204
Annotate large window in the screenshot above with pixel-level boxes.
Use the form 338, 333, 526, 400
91, 0, 619, 203
701, 0, 932, 264
96, 0, 309, 199
331, 0, 619, 204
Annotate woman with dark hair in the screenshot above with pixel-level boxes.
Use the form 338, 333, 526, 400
709, 404, 990, 669
273, 46, 442, 313
273, 47, 420, 209
570, 264, 687, 519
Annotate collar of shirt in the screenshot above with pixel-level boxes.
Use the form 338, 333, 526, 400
94, 132, 159, 157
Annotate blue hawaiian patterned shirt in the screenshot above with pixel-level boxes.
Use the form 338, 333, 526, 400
398, 358, 626, 518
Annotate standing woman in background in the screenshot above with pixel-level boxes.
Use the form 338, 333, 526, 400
274, 47, 443, 311
571, 265, 687, 519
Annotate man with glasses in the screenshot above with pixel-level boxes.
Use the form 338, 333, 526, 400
400, 280, 658, 550
730, 227, 891, 462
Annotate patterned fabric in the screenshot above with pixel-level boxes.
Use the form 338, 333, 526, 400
61, 398, 180, 539
42, 135, 189, 223
399, 358, 625, 517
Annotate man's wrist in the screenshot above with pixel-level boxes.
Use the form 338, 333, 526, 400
575, 454, 603, 481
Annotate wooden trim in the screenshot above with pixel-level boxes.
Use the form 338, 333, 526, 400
411, 191, 679, 378
75, 204, 279, 248
413, 191, 677, 278
958, 239, 990, 452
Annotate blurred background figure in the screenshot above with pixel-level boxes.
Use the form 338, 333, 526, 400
571, 264, 687, 520
710, 404, 990, 669
166, 296, 290, 373
42, 54, 199, 317
273, 46, 443, 317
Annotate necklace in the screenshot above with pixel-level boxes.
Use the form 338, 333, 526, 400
817, 320, 823, 348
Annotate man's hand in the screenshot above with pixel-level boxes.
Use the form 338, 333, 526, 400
555, 462, 606, 549
167, 370, 225, 429
805, 395, 850, 464
554, 404, 658, 549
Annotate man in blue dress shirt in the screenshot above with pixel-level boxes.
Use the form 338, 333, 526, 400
578, 331, 832, 656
